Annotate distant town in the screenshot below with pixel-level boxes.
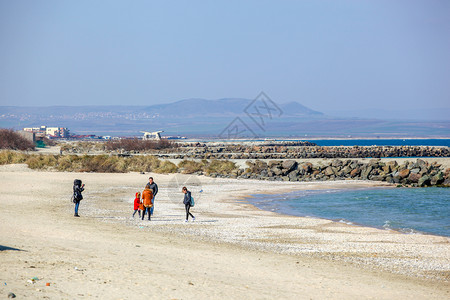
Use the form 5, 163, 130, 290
20, 125, 186, 142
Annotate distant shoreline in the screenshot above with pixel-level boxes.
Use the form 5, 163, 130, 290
185, 137, 450, 141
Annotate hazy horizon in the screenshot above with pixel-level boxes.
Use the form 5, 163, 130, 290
1, 0, 449, 116
1, 96, 449, 121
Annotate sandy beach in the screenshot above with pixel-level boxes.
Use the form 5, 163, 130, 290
0, 164, 449, 299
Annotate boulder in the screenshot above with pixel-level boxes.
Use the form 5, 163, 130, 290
408, 173, 421, 183
382, 164, 391, 173
350, 168, 360, 177
271, 167, 282, 176
368, 159, 380, 167
301, 162, 313, 173
361, 166, 373, 179
331, 159, 343, 167
341, 166, 352, 176
370, 175, 385, 182
444, 168, 450, 179
392, 175, 401, 183
268, 160, 281, 168
416, 158, 427, 169
324, 166, 334, 176
410, 168, 420, 174
288, 170, 299, 181
431, 172, 444, 185
418, 175, 431, 187
282, 160, 297, 172
386, 160, 398, 168
398, 169, 410, 178
350, 161, 359, 169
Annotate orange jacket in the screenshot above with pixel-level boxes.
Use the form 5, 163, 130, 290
142, 188, 153, 207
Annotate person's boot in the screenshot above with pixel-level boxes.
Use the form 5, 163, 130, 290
74, 213, 80, 217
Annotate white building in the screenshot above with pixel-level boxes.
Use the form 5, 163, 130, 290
23, 126, 69, 138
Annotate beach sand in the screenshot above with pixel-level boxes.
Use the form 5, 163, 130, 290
0, 164, 449, 299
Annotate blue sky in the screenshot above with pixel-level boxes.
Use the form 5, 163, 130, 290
1, 0, 449, 115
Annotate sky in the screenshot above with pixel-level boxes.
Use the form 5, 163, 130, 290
0, 0, 449, 116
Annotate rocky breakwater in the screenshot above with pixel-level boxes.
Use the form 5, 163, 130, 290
157, 145, 450, 160
228, 158, 450, 187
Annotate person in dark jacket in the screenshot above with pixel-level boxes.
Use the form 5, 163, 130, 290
145, 177, 158, 216
73, 179, 85, 217
182, 186, 195, 222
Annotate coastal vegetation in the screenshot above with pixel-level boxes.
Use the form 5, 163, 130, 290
59, 139, 177, 154
0, 151, 237, 174
0, 129, 35, 150
0, 150, 448, 187
104, 138, 176, 151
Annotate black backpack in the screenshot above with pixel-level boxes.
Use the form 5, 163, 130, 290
73, 179, 83, 202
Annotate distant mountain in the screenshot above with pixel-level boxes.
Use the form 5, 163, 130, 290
0, 98, 323, 118
143, 98, 323, 118
0, 98, 448, 138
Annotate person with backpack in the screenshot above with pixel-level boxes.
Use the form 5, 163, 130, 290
73, 179, 85, 217
145, 177, 158, 216
182, 186, 195, 222
141, 187, 153, 221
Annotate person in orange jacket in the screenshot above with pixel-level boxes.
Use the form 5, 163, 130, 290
132, 192, 141, 218
141, 187, 153, 221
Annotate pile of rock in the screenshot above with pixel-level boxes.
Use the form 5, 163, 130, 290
155, 145, 450, 160
233, 158, 449, 187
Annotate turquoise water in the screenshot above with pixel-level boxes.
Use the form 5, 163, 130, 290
194, 139, 450, 147
249, 187, 450, 237
309, 139, 450, 147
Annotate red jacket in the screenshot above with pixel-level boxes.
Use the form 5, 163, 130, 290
134, 193, 141, 210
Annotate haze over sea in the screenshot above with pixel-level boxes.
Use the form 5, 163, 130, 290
249, 187, 450, 237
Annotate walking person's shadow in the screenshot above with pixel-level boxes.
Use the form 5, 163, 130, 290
0, 245, 24, 251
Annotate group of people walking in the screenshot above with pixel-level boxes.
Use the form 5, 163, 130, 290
73, 176, 195, 222
133, 177, 158, 220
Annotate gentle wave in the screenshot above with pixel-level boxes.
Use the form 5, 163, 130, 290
248, 187, 450, 237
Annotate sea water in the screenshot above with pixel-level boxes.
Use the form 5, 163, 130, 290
193, 138, 450, 147
309, 139, 450, 147
248, 187, 450, 237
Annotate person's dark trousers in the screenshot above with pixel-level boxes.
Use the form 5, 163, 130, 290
74, 201, 80, 216
142, 207, 151, 220
132, 209, 140, 218
185, 204, 194, 221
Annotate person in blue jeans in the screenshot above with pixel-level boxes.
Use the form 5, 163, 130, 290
73, 179, 85, 217
145, 177, 158, 216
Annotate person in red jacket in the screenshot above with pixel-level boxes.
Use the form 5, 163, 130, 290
132, 192, 141, 218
